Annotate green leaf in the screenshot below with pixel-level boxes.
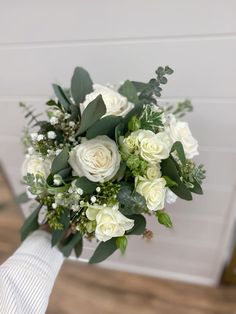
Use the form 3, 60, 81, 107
86, 115, 122, 140
69, 103, 80, 121
118, 80, 139, 105
156, 210, 173, 228
21, 205, 41, 241
59, 232, 82, 257
126, 214, 146, 235
76, 95, 106, 135
190, 179, 203, 195
111, 161, 126, 182
51, 147, 69, 174
161, 158, 192, 200
71, 67, 93, 105
15, 192, 30, 204
131, 81, 148, 93
47, 185, 69, 195
171, 141, 186, 165
118, 184, 146, 215
75, 177, 98, 194
89, 238, 117, 264
52, 84, 71, 112
51, 209, 70, 247
116, 236, 128, 255
115, 122, 125, 143
74, 238, 83, 258
162, 176, 178, 187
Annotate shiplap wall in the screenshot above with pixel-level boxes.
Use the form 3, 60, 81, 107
0, 0, 236, 285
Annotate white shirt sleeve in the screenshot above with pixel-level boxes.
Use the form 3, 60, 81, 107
0, 230, 64, 314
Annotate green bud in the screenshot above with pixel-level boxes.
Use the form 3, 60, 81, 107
116, 236, 128, 255
128, 115, 141, 132
155, 210, 173, 228
86, 220, 96, 233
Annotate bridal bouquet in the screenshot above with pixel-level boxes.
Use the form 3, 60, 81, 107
19, 66, 205, 263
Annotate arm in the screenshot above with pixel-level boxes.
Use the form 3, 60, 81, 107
0, 230, 64, 314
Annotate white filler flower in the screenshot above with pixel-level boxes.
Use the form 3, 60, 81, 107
69, 135, 121, 182
80, 84, 134, 117
22, 154, 52, 178
86, 204, 134, 242
136, 177, 166, 211
167, 114, 199, 159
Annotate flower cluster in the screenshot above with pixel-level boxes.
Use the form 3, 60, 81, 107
19, 66, 205, 263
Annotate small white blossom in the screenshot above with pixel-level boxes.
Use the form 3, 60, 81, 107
55, 149, 62, 156
80, 200, 85, 207
96, 187, 101, 193
69, 121, 75, 128
52, 203, 57, 209
27, 147, 34, 155
30, 133, 38, 141
53, 174, 62, 186
71, 204, 80, 212
50, 117, 59, 125
91, 196, 96, 203
77, 188, 83, 196
47, 131, 57, 139
37, 134, 44, 141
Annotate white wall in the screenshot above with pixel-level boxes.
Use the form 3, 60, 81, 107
0, 0, 236, 285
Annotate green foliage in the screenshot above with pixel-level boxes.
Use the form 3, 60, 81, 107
21, 205, 41, 241
118, 184, 147, 215
156, 210, 173, 228
96, 182, 120, 206
162, 176, 178, 187
166, 99, 193, 118
161, 157, 192, 200
75, 177, 98, 194
128, 115, 141, 132
125, 214, 146, 235
139, 104, 164, 132
47, 205, 65, 230
126, 154, 148, 177
89, 237, 117, 264
52, 84, 72, 113
51, 147, 69, 174
116, 236, 128, 255
15, 192, 30, 204
118, 80, 139, 105
76, 95, 106, 135
74, 238, 83, 258
137, 66, 174, 104
23, 173, 47, 196
181, 161, 205, 194
19, 102, 42, 127
86, 115, 122, 140
171, 141, 186, 165
71, 67, 93, 105
51, 209, 70, 246
59, 232, 82, 257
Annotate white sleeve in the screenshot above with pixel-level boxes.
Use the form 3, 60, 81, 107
0, 230, 64, 314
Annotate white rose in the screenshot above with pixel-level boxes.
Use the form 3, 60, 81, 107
167, 114, 199, 159
80, 84, 134, 117
69, 135, 121, 182
86, 204, 134, 242
22, 154, 52, 178
165, 188, 178, 204
135, 177, 166, 211
146, 164, 162, 180
138, 130, 172, 163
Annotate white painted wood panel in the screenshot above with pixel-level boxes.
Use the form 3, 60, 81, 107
0, 0, 235, 45
0, 38, 236, 98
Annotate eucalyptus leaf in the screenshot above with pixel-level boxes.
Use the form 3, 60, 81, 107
74, 238, 83, 258
51, 147, 69, 174
75, 177, 98, 194
21, 205, 41, 241
52, 84, 71, 112
86, 115, 122, 140
131, 81, 148, 93
118, 184, 146, 215
76, 95, 106, 135
126, 214, 146, 235
59, 232, 82, 257
89, 238, 117, 264
71, 67, 93, 105
171, 141, 186, 165
15, 192, 30, 204
161, 157, 192, 200
118, 80, 139, 105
